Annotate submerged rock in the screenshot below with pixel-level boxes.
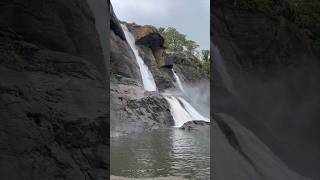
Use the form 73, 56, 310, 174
180, 120, 210, 131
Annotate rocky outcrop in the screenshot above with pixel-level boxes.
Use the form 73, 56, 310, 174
180, 120, 210, 131
126, 23, 167, 66
0, 0, 108, 179
167, 51, 208, 83
137, 45, 175, 91
124, 23, 175, 91
212, 0, 320, 179
110, 6, 141, 81
110, 75, 174, 138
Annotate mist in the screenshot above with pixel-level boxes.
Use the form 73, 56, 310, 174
213, 41, 320, 178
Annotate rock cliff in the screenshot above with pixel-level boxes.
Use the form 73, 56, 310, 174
0, 0, 108, 179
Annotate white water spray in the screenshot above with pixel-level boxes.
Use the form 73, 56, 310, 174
212, 43, 235, 94
178, 97, 210, 122
166, 70, 210, 126
164, 96, 194, 127
172, 69, 185, 93
121, 24, 157, 91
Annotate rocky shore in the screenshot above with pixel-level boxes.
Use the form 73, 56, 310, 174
111, 176, 188, 180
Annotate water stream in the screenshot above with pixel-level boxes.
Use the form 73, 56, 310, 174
121, 24, 157, 91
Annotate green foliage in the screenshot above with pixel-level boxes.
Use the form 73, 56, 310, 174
158, 27, 199, 54
158, 27, 209, 76
111, 73, 122, 82
159, 27, 186, 51
200, 49, 210, 76
184, 40, 199, 54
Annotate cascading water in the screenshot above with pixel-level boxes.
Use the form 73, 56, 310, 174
121, 24, 157, 91
178, 97, 210, 122
172, 69, 185, 93
212, 43, 235, 94
166, 70, 210, 127
121, 23, 208, 127
164, 96, 194, 127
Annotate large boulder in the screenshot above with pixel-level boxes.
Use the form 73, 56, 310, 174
180, 120, 210, 131
126, 23, 167, 67
110, 75, 174, 138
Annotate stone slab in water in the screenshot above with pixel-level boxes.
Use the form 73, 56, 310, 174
180, 120, 210, 131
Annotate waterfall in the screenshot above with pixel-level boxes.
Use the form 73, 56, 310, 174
172, 69, 185, 93
164, 96, 194, 127
212, 43, 235, 94
121, 24, 157, 91
166, 70, 210, 127
121, 23, 209, 127
178, 97, 210, 122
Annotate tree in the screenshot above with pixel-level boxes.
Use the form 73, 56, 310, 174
159, 27, 201, 55
201, 49, 210, 75
201, 49, 210, 63
159, 27, 187, 51
184, 40, 199, 55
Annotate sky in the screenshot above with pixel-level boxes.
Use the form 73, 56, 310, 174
110, 0, 210, 50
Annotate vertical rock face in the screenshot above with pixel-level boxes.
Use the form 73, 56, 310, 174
0, 0, 108, 179
110, 6, 141, 81
212, 1, 320, 179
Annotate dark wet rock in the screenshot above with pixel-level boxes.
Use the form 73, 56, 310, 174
110, 4, 126, 41
110, 6, 141, 81
110, 76, 174, 138
212, 0, 315, 72
0, 0, 108, 179
180, 120, 210, 131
